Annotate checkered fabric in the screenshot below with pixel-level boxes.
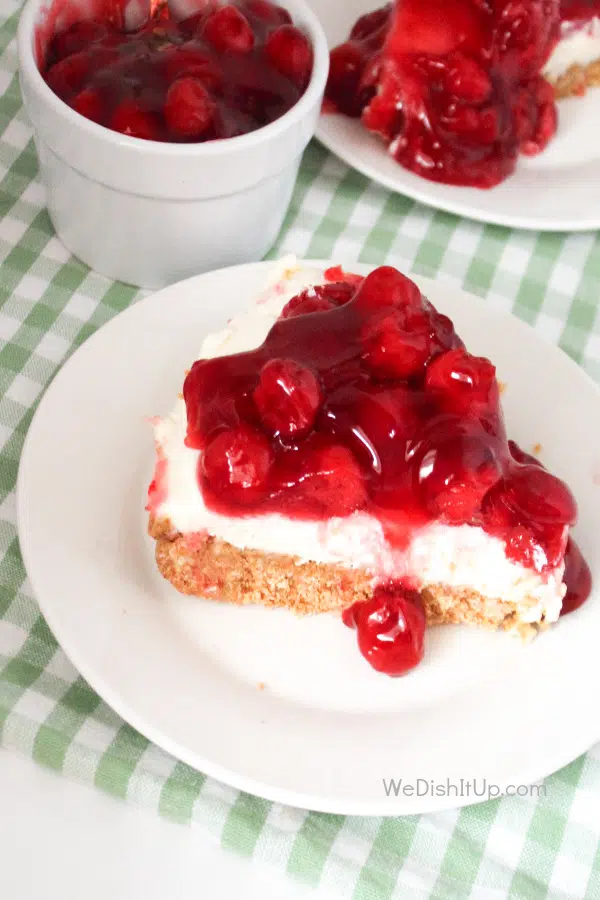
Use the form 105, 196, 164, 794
2, 2, 600, 897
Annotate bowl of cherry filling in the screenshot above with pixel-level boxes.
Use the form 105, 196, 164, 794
17, 0, 328, 288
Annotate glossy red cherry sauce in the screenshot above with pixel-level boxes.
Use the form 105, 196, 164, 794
342, 583, 426, 676
325, 0, 560, 187
561, 538, 592, 614
182, 265, 591, 674
39, 0, 313, 142
560, 0, 600, 24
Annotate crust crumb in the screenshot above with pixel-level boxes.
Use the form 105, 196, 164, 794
150, 519, 551, 635
549, 59, 600, 99
533, 443, 542, 456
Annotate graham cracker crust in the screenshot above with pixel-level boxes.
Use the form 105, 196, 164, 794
550, 58, 600, 99
149, 515, 541, 636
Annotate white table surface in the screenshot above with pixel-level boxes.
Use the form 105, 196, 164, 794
0, 749, 328, 900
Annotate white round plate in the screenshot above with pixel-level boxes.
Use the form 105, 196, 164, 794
17, 260, 600, 816
312, 0, 600, 231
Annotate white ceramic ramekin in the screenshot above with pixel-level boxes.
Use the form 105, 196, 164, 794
17, 0, 328, 288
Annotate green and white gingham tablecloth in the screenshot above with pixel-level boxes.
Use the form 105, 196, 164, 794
2, 2, 600, 897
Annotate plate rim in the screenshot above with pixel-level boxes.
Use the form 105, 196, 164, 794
315, 113, 600, 233
15, 259, 600, 816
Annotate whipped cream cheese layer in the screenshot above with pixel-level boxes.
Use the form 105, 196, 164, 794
153, 259, 566, 623
544, 17, 600, 80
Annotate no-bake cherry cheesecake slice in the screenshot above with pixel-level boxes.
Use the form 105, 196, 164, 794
147, 260, 591, 676
324, 0, 600, 188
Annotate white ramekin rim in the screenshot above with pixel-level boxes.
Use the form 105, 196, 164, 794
17, 0, 330, 159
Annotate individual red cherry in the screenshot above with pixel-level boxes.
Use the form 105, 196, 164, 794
561, 538, 592, 615
280, 441, 367, 517
110, 99, 160, 139
484, 467, 575, 568
425, 348, 497, 414
504, 465, 577, 526
161, 46, 223, 92
71, 87, 105, 124
254, 358, 322, 438
353, 266, 422, 314
504, 525, 546, 570
201, 424, 272, 503
280, 282, 355, 319
243, 0, 292, 25
343, 583, 426, 676
203, 5, 255, 54
503, 519, 567, 572
164, 77, 216, 139
361, 308, 432, 380
499, 0, 534, 54
48, 20, 109, 65
264, 25, 313, 88
361, 314, 425, 380
394, 0, 489, 56
326, 42, 368, 117
45, 52, 93, 99
417, 432, 501, 524
349, 6, 391, 42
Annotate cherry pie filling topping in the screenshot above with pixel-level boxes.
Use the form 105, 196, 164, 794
181, 266, 591, 675
325, 0, 561, 188
39, 0, 313, 141
560, 0, 600, 24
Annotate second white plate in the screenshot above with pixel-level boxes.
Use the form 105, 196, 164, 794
16, 260, 600, 816
312, 0, 600, 231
